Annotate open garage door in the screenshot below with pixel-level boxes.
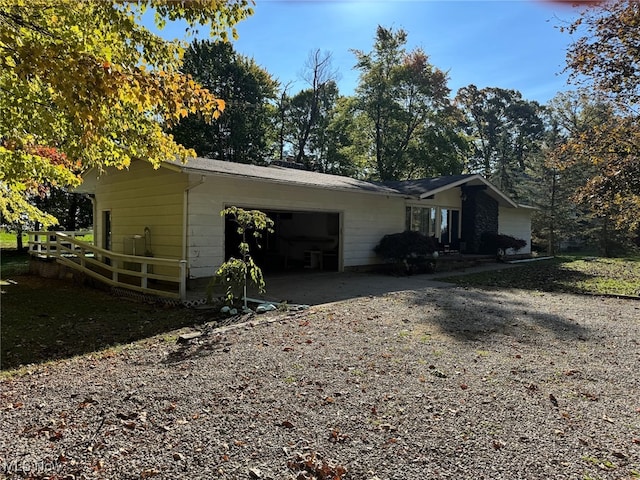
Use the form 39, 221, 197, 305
225, 208, 341, 273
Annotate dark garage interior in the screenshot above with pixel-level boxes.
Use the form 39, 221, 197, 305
225, 209, 340, 273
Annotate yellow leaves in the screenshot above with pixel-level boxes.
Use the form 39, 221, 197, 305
0, 0, 248, 225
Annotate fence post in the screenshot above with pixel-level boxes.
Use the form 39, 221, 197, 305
141, 262, 148, 290
112, 257, 118, 283
179, 260, 187, 301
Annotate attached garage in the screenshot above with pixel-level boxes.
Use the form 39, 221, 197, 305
225, 208, 341, 273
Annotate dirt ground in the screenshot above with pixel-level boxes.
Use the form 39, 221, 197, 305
1, 273, 639, 479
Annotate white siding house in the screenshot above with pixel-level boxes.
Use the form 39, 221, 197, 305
80, 158, 533, 281
499, 206, 534, 254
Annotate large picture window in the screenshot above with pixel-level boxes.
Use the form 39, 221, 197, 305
405, 206, 436, 236
406, 206, 460, 248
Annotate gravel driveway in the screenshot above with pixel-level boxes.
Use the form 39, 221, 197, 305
1, 285, 639, 479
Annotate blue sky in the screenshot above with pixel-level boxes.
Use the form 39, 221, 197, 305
151, 0, 586, 104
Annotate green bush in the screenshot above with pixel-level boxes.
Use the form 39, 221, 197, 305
374, 231, 439, 274
480, 232, 527, 256
374, 231, 439, 261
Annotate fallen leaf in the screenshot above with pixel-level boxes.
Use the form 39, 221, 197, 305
117, 412, 138, 420
163, 402, 177, 412
140, 468, 161, 478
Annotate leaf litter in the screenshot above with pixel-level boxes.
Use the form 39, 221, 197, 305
1, 287, 639, 479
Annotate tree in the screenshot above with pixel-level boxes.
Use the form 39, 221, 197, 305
564, 0, 640, 111
170, 39, 277, 164
290, 49, 339, 166
527, 92, 596, 253
352, 26, 466, 181
455, 85, 545, 200
561, 0, 640, 239
211, 207, 274, 311
0, 0, 252, 226
285, 80, 340, 170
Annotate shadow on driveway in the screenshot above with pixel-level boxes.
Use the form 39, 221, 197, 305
406, 287, 591, 343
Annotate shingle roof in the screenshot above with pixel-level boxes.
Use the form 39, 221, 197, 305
380, 175, 478, 196
167, 157, 404, 196
165, 158, 517, 207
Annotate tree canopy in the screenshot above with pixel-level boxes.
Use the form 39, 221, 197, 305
0, 0, 252, 226
352, 26, 466, 181
562, 0, 640, 233
170, 39, 277, 164
455, 85, 545, 200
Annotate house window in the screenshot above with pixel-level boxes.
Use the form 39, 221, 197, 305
405, 206, 436, 236
406, 206, 461, 248
439, 208, 460, 247
440, 208, 449, 244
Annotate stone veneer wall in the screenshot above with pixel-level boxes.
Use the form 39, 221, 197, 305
461, 189, 498, 254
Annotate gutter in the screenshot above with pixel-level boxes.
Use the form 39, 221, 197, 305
182, 175, 206, 275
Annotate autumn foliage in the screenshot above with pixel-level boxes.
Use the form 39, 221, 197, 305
0, 0, 253, 226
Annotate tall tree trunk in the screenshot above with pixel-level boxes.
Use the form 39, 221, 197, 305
548, 172, 556, 255
16, 227, 23, 250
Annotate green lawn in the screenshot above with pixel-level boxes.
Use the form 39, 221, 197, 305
442, 255, 640, 297
0, 231, 93, 249
0, 231, 27, 249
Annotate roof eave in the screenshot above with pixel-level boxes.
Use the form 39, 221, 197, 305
417, 174, 483, 199
179, 165, 407, 198
418, 174, 519, 208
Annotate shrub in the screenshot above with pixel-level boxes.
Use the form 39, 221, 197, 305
374, 231, 439, 274
480, 232, 527, 256
374, 231, 439, 262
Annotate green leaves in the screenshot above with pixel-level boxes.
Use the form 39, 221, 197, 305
0, 0, 252, 225
352, 26, 465, 180
211, 207, 274, 306
169, 39, 276, 164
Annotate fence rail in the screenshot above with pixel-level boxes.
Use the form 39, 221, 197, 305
27, 231, 187, 300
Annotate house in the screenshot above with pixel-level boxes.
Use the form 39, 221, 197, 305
78, 157, 532, 280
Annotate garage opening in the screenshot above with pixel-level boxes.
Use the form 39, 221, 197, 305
225, 209, 341, 273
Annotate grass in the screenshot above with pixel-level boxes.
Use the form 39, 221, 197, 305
442, 255, 640, 297
1, 231, 93, 249
1, 249, 30, 277
0, 231, 27, 249
1, 274, 207, 371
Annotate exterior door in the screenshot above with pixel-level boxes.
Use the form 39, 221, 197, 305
102, 211, 111, 251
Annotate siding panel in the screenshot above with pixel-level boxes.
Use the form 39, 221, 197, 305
187, 174, 404, 276
499, 207, 532, 254
94, 162, 186, 261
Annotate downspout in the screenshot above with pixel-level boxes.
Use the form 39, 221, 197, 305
183, 175, 206, 277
